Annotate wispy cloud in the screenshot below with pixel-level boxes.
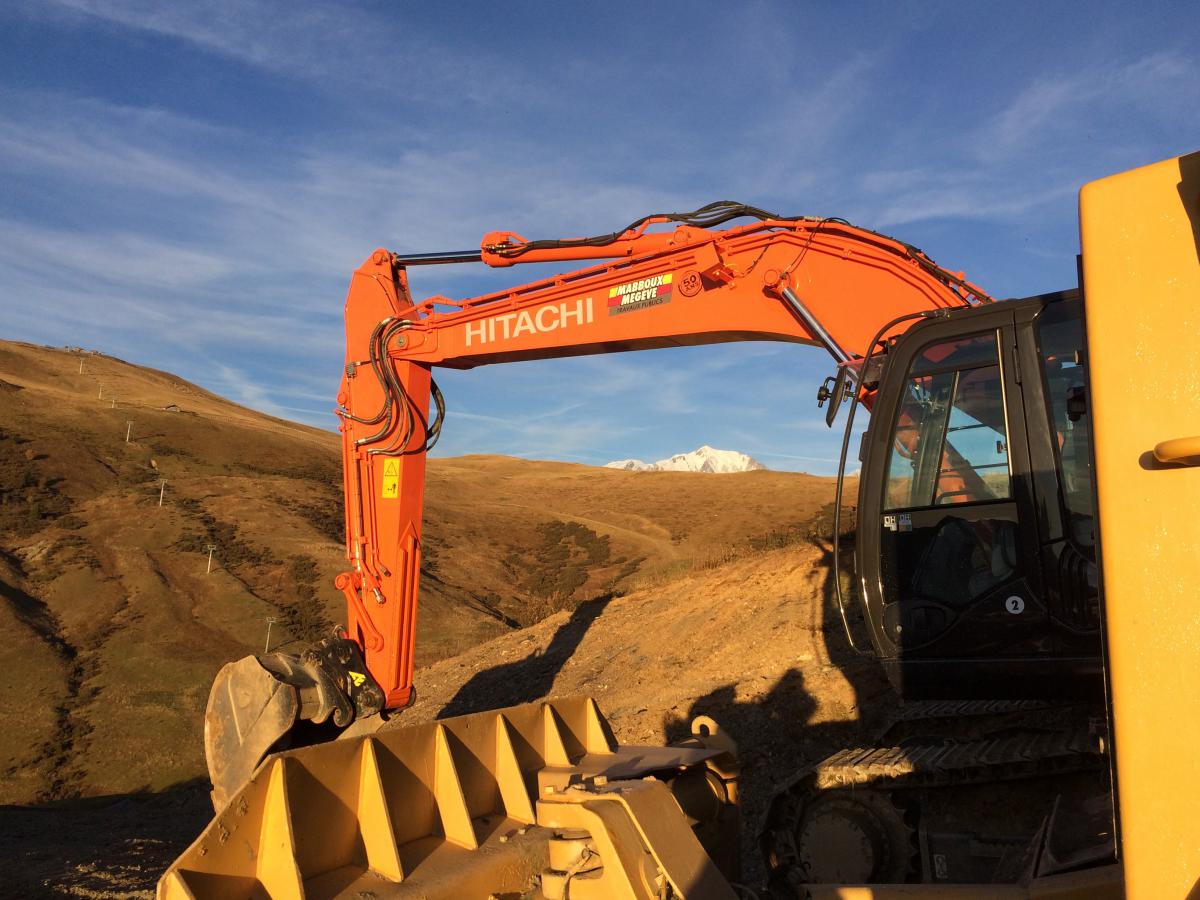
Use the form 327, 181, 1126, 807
974, 51, 1193, 165
2, 5, 1196, 466
439, 405, 652, 462
454, 400, 587, 426
851, 50, 1199, 228
0, 218, 236, 290
32, 2, 419, 86
27, 0, 564, 113
756, 451, 840, 464
211, 363, 289, 418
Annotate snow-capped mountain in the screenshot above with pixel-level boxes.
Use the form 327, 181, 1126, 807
604, 458, 658, 472
604, 445, 767, 474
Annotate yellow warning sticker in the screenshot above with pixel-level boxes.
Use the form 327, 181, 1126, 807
348, 671, 366, 687
381, 459, 400, 499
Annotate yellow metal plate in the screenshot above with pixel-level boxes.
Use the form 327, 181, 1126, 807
1081, 150, 1200, 899
381, 458, 400, 498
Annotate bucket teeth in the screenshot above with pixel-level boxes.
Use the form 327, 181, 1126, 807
166, 696, 732, 899
164, 697, 661, 899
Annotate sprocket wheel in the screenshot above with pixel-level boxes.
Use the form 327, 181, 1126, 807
767, 788, 918, 887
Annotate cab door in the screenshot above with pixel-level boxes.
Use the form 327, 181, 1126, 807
857, 307, 1053, 698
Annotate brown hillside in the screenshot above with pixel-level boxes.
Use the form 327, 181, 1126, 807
1, 538, 883, 899
0, 340, 844, 809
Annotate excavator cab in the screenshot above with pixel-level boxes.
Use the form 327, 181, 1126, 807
852, 290, 1102, 700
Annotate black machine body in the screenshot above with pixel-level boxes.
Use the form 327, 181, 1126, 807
847, 290, 1101, 701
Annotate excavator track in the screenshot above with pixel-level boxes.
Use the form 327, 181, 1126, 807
811, 728, 1099, 792
762, 704, 1109, 892
889, 699, 1061, 722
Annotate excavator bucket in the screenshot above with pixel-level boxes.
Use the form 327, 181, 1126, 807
204, 656, 303, 812
205, 636, 385, 810
163, 697, 740, 900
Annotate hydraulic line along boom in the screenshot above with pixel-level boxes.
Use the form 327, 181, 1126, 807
202, 205, 991, 808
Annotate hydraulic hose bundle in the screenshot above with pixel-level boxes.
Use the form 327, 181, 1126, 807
340, 315, 446, 455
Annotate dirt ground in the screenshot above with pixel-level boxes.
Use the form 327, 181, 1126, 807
385, 540, 896, 887
0, 541, 894, 897
0, 784, 212, 899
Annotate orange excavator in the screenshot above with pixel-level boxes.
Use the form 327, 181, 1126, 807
177, 152, 1200, 898
204, 204, 1002, 803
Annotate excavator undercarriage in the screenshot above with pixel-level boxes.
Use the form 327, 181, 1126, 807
762, 701, 1112, 891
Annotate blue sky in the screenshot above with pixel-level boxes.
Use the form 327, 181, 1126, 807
1, 2, 1195, 473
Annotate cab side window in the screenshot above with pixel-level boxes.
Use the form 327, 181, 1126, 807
1037, 302, 1094, 548
886, 332, 1011, 510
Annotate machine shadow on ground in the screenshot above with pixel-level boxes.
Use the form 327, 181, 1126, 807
437, 593, 615, 719
430, 516, 899, 887
661, 534, 896, 884
0, 777, 214, 898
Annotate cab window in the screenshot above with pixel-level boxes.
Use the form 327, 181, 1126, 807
1037, 301, 1094, 548
886, 332, 1011, 510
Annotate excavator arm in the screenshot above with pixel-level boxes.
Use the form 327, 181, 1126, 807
204, 205, 991, 808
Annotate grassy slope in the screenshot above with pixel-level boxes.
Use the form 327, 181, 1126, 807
0, 340, 844, 805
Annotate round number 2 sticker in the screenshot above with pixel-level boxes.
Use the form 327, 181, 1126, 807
1005, 596, 1026, 615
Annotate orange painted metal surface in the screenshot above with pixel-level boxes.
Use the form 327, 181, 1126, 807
336, 254, 431, 708
336, 216, 991, 707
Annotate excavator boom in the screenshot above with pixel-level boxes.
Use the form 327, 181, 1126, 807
336, 215, 988, 709
203, 207, 992, 812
